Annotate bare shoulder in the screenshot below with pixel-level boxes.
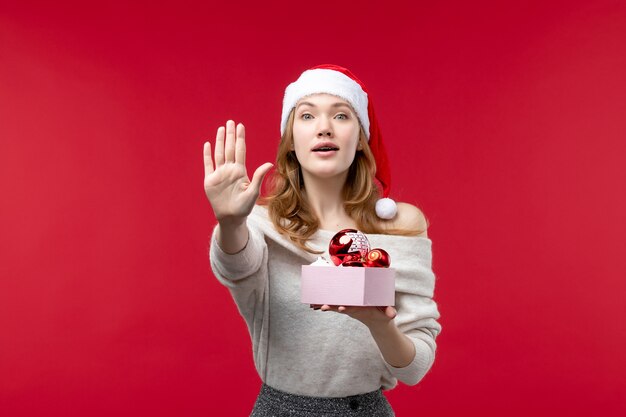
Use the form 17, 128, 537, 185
391, 202, 429, 237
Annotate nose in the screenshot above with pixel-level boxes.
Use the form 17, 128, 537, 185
317, 117, 333, 137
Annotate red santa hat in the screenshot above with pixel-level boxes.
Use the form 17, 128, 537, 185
281, 64, 398, 220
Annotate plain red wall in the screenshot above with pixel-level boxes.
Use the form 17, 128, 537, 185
1, 1, 625, 416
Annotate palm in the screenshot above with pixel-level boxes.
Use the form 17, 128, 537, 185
205, 162, 253, 218
314, 304, 397, 327
203, 120, 273, 221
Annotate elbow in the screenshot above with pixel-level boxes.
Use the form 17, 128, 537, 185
398, 338, 436, 386
402, 364, 433, 387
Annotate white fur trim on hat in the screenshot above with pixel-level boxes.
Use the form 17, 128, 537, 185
281, 69, 370, 139
375, 197, 398, 219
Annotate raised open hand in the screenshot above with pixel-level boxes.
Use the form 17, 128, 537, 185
203, 120, 273, 223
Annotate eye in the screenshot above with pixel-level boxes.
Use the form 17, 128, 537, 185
301, 113, 313, 120
335, 113, 349, 120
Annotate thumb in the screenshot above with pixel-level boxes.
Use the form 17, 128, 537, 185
249, 162, 274, 194
385, 306, 397, 319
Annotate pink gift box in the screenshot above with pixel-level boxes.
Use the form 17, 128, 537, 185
301, 265, 395, 306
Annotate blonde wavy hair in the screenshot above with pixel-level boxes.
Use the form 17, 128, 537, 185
258, 109, 422, 253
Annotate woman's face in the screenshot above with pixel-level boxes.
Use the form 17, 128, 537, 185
291, 93, 362, 181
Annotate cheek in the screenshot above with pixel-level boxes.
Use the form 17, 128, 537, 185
342, 122, 360, 140
292, 118, 312, 135
291, 138, 308, 162
292, 122, 316, 151
291, 125, 307, 146
345, 129, 361, 151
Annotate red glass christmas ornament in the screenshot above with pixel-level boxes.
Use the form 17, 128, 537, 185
328, 228, 371, 266
365, 248, 391, 268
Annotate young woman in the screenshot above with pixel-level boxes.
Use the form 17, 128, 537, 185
203, 64, 441, 416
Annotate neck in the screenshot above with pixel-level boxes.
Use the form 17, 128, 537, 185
301, 171, 355, 229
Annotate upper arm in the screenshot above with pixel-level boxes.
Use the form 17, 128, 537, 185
394, 202, 429, 237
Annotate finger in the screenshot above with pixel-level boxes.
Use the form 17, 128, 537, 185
214, 126, 225, 167
203, 142, 214, 176
225, 120, 236, 163
320, 304, 341, 312
235, 123, 246, 165
248, 162, 274, 196
385, 306, 397, 319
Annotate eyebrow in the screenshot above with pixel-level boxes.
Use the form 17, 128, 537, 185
296, 101, 353, 110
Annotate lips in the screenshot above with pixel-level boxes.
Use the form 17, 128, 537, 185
312, 142, 340, 152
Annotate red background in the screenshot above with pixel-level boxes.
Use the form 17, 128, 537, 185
1, 1, 625, 415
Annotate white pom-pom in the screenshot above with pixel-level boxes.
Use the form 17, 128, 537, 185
375, 198, 398, 219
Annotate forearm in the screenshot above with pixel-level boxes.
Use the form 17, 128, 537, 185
368, 321, 416, 368
216, 217, 249, 254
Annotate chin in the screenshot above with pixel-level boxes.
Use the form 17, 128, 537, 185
306, 168, 349, 179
